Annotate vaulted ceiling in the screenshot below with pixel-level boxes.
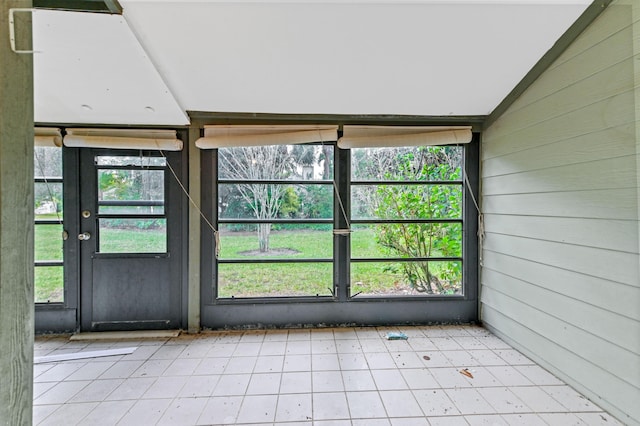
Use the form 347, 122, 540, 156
31, 0, 594, 125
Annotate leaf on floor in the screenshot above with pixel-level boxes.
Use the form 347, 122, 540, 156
460, 368, 474, 379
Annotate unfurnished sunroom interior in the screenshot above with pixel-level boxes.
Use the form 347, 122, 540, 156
0, 0, 639, 424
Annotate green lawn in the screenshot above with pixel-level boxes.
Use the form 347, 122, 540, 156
34, 224, 461, 302
34, 219, 64, 303
218, 227, 460, 297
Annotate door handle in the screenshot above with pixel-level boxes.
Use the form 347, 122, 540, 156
78, 232, 91, 241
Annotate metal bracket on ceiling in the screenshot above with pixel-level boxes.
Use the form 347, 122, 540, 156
9, 8, 39, 54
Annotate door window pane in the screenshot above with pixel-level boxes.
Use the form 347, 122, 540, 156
95, 156, 166, 167
98, 169, 164, 214
95, 155, 168, 254
98, 218, 167, 253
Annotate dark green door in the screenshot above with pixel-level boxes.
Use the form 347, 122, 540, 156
78, 149, 183, 331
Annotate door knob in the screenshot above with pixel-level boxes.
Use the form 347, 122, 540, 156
78, 232, 91, 241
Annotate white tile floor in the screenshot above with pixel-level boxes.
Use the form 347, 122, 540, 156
32, 326, 623, 425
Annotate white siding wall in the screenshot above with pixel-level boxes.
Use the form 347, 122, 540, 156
481, 1, 640, 424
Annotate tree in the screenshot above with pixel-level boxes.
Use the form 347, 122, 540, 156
218, 145, 295, 252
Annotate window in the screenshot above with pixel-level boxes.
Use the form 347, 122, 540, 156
34, 145, 64, 303
216, 144, 335, 298
95, 155, 167, 254
209, 129, 475, 302
350, 145, 463, 296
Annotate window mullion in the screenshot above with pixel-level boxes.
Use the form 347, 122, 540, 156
335, 142, 350, 301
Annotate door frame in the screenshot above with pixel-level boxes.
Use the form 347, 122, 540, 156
76, 145, 188, 331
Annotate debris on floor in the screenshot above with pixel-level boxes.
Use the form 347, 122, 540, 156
386, 332, 408, 340
459, 368, 474, 378
34, 347, 137, 364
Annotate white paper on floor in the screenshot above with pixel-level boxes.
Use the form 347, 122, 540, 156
34, 347, 137, 364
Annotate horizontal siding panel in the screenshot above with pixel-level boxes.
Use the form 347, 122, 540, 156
481, 123, 635, 177
482, 251, 640, 320
507, 25, 634, 115
481, 288, 640, 391
482, 268, 640, 353
482, 90, 635, 160
482, 155, 637, 195
482, 306, 640, 426
551, 3, 637, 68
486, 59, 634, 139
482, 214, 638, 253
481, 3, 640, 425
483, 233, 639, 285
482, 188, 638, 220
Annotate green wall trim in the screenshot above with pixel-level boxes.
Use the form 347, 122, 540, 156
189, 111, 485, 131
33, 0, 122, 14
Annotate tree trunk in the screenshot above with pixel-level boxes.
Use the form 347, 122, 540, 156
258, 223, 271, 252
322, 145, 332, 180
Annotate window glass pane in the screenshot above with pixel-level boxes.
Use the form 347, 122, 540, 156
351, 260, 462, 296
98, 169, 164, 214
35, 224, 63, 262
351, 146, 462, 181
218, 144, 333, 181
219, 223, 333, 259
99, 205, 164, 215
99, 218, 166, 253
96, 156, 166, 167
35, 266, 64, 303
351, 184, 462, 220
34, 146, 62, 178
218, 262, 333, 298
219, 183, 333, 219
351, 223, 462, 259
35, 182, 63, 218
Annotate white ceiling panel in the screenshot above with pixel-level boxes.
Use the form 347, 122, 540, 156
33, 9, 189, 125
32, 1, 592, 124
121, 0, 590, 116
